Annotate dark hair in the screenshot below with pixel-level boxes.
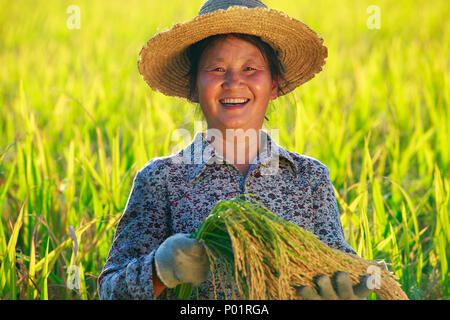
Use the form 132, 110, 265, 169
186, 33, 286, 102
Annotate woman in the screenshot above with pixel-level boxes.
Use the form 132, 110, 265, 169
98, 0, 373, 300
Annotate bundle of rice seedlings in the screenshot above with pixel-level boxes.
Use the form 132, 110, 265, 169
173, 196, 409, 300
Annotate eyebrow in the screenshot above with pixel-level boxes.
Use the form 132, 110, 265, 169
202, 57, 266, 68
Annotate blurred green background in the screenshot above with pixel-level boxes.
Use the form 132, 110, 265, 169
0, 0, 449, 299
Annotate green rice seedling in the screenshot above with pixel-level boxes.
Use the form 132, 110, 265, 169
434, 165, 449, 295
40, 237, 50, 300
27, 229, 37, 300
174, 197, 408, 300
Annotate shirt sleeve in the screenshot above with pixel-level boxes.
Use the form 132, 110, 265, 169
312, 167, 356, 255
97, 162, 170, 299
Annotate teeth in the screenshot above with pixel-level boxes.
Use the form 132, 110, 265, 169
220, 98, 249, 104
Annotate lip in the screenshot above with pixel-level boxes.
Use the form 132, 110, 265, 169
220, 101, 249, 110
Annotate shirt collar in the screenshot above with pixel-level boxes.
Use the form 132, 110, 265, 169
180, 130, 299, 182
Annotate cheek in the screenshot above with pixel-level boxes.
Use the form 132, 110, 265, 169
248, 73, 274, 100
197, 74, 220, 121
197, 74, 220, 100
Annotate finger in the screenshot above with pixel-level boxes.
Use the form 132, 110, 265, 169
295, 286, 322, 300
176, 235, 205, 256
188, 265, 210, 286
316, 275, 339, 300
353, 275, 375, 299
176, 253, 210, 286
185, 240, 206, 257
177, 246, 208, 268
333, 272, 354, 300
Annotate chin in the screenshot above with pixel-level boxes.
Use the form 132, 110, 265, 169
221, 118, 251, 130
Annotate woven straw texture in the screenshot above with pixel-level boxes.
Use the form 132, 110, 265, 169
138, 0, 328, 101
198, 0, 267, 15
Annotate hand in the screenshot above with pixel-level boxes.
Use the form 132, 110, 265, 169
295, 272, 374, 300
154, 233, 210, 288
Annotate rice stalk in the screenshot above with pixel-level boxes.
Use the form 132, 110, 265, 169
175, 196, 408, 300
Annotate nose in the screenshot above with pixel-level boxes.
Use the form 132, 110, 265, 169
222, 69, 244, 89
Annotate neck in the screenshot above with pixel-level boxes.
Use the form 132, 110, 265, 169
205, 127, 262, 167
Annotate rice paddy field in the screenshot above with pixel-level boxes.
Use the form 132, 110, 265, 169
0, 0, 449, 300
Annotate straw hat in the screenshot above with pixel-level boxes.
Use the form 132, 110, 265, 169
138, 0, 327, 101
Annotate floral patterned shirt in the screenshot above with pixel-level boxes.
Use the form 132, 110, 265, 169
97, 131, 355, 300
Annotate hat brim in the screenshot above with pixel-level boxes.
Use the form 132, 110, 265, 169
138, 6, 328, 101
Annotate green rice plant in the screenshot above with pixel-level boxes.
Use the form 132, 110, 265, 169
434, 165, 449, 295
27, 228, 37, 300
40, 237, 50, 300
0, 195, 25, 299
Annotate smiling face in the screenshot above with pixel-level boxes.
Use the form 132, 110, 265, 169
195, 36, 278, 133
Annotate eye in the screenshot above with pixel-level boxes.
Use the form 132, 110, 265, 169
211, 67, 225, 72
244, 66, 256, 71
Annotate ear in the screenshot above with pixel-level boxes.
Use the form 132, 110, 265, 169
270, 79, 278, 100
191, 93, 199, 103
190, 87, 200, 103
